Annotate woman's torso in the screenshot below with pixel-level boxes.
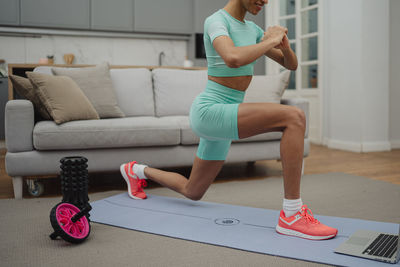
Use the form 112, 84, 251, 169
208, 75, 252, 92
204, 9, 263, 92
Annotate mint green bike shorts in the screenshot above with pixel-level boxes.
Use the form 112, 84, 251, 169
189, 80, 245, 161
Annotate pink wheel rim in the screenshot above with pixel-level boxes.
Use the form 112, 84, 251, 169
55, 203, 89, 239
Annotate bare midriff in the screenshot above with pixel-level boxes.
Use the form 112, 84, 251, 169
208, 75, 252, 92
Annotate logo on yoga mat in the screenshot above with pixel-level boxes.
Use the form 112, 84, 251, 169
214, 218, 240, 226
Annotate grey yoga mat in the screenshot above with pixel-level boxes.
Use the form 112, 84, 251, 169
90, 193, 399, 267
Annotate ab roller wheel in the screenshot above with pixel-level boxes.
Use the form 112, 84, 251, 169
49, 202, 91, 244
49, 156, 93, 244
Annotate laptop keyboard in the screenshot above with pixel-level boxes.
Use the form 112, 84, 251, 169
362, 234, 399, 258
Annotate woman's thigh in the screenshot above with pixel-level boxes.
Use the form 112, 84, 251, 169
191, 102, 240, 141
237, 102, 299, 139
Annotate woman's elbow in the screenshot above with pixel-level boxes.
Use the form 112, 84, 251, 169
225, 54, 241, 68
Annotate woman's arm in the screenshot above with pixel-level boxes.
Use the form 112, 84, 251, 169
212, 25, 287, 68
213, 37, 278, 68
265, 35, 298, 70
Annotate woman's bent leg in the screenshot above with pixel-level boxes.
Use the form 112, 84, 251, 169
237, 102, 306, 199
144, 156, 224, 201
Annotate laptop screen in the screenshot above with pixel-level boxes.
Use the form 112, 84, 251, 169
397, 224, 400, 262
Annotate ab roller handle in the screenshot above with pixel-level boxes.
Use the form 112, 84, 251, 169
49, 156, 92, 244
71, 205, 92, 223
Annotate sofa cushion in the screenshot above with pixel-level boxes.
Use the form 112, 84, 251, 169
8, 75, 52, 120
244, 70, 290, 103
172, 116, 282, 145
109, 68, 155, 116
52, 62, 125, 119
33, 117, 180, 150
26, 72, 100, 124
152, 68, 207, 116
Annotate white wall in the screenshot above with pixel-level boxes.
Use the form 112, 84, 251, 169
361, 0, 390, 150
389, 0, 400, 149
0, 34, 187, 72
322, 0, 391, 152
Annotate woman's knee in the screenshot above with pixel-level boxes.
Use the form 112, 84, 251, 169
184, 188, 205, 201
286, 107, 306, 131
297, 108, 307, 129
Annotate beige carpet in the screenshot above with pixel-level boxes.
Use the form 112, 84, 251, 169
1, 173, 399, 267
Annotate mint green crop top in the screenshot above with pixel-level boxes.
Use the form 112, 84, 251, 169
204, 9, 264, 77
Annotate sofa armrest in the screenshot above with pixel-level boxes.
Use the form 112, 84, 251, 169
280, 98, 310, 138
5, 100, 35, 152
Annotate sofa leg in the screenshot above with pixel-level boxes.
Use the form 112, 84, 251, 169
12, 176, 23, 199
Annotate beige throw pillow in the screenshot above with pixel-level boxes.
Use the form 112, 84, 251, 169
244, 70, 291, 103
9, 75, 52, 120
26, 72, 100, 124
51, 62, 125, 118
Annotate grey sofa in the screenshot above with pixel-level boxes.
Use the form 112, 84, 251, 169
5, 66, 310, 199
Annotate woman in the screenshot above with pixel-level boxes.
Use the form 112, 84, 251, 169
120, 0, 338, 240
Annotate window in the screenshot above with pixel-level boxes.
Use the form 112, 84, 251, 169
276, 0, 319, 90
267, 0, 323, 143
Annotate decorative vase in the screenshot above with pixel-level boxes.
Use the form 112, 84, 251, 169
63, 54, 75, 65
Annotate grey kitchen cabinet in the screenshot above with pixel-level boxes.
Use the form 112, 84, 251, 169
134, 0, 193, 34
20, 0, 90, 29
194, 0, 226, 33
91, 0, 134, 32
0, 0, 20, 26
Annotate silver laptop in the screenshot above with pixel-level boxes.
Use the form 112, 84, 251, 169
335, 224, 400, 264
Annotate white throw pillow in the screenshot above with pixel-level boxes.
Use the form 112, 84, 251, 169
152, 68, 208, 116
109, 68, 155, 117
244, 70, 291, 103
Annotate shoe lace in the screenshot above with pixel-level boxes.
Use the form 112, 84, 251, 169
300, 205, 320, 224
137, 179, 147, 190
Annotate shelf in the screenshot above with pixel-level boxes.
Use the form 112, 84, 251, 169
0, 26, 191, 41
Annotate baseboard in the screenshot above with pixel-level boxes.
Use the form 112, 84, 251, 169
324, 139, 391, 152
362, 141, 391, 152
391, 140, 400, 149
326, 139, 362, 152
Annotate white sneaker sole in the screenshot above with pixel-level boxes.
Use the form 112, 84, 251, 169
120, 164, 144, 200
276, 225, 336, 240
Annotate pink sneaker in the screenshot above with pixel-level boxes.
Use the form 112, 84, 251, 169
120, 161, 147, 200
276, 205, 338, 240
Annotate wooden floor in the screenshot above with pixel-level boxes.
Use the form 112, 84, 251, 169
1, 144, 399, 199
